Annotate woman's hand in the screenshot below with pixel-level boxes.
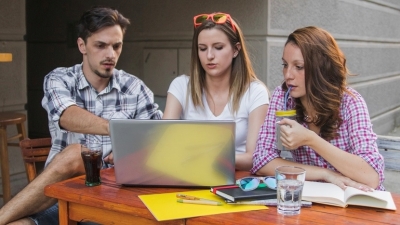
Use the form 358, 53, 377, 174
278, 118, 313, 149
323, 169, 374, 192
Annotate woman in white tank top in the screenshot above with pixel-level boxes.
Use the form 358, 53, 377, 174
163, 12, 270, 171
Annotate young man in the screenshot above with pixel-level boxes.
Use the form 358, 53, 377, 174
0, 7, 162, 225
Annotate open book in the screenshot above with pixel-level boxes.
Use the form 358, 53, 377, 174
302, 181, 396, 210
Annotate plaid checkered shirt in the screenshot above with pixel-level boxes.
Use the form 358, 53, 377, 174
251, 86, 385, 190
42, 64, 162, 165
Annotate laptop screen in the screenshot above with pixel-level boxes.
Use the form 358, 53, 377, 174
109, 119, 236, 187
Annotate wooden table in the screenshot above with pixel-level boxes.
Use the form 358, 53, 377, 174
44, 168, 400, 225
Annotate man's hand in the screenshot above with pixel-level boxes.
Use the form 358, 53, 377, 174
104, 152, 114, 165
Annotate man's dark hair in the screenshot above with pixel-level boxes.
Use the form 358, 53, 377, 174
77, 6, 130, 42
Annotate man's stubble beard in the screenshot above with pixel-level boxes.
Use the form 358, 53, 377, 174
94, 68, 113, 79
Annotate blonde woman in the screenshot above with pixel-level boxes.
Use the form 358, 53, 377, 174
163, 13, 269, 171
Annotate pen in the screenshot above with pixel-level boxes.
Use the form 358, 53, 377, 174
176, 193, 219, 203
177, 199, 223, 206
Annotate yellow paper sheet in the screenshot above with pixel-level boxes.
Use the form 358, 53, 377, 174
139, 190, 267, 221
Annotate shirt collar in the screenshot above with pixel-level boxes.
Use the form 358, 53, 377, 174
76, 63, 121, 93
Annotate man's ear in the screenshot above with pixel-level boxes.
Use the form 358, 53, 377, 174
234, 42, 242, 58
77, 38, 87, 55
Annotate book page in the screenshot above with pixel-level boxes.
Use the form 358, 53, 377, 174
344, 187, 396, 210
302, 181, 346, 207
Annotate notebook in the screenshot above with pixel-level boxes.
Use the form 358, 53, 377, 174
210, 185, 277, 202
109, 119, 236, 187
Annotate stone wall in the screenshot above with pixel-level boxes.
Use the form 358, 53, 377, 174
24, 0, 400, 136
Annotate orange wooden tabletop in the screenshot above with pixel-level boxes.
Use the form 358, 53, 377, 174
44, 168, 400, 225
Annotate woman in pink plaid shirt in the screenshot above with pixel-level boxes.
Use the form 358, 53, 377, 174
252, 26, 385, 190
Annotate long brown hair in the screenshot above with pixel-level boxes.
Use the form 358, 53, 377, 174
282, 26, 351, 141
189, 14, 258, 113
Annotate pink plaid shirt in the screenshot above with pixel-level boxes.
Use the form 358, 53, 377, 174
251, 86, 385, 190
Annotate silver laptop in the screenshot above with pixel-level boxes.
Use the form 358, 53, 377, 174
109, 119, 236, 187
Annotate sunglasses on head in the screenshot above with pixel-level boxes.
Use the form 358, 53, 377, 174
236, 176, 277, 191
193, 12, 236, 32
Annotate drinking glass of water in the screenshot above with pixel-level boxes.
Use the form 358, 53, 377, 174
275, 166, 306, 215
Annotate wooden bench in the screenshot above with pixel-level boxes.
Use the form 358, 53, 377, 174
377, 135, 400, 194
377, 135, 400, 151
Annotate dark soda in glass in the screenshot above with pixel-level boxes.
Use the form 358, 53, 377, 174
81, 150, 103, 186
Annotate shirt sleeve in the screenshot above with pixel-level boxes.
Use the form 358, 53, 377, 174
251, 86, 284, 174
343, 90, 385, 188
247, 81, 270, 113
41, 70, 78, 132
167, 75, 189, 107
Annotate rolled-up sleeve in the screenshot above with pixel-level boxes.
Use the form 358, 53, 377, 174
344, 91, 385, 189
251, 87, 284, 174
42, 70, 77, 132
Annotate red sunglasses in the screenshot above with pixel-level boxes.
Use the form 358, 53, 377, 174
193, 12, 236, 32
